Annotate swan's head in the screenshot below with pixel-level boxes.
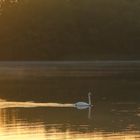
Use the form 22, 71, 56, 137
88, 92, 92, 96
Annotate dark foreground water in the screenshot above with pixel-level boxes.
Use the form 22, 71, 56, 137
0, 61, 139, 140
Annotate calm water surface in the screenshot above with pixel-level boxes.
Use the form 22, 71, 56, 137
0, 61, 139, 140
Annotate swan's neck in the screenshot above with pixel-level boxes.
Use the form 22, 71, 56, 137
88, 94, 91, 105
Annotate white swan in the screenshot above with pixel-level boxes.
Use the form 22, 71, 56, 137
74, 92, 93, 109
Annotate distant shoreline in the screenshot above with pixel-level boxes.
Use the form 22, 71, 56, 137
0, 60, 140, 64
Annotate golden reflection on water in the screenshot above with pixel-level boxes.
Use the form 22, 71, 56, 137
0, 108, 139, 140
0, 124, 139, 140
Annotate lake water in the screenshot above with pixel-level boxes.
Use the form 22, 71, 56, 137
0, 61, 139, 140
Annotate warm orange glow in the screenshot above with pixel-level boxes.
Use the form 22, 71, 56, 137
0, 109, 139, 140
0, 124, 139, 140
0, 103, 140, 140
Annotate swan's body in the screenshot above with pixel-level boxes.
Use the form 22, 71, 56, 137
75, 92, 92, 109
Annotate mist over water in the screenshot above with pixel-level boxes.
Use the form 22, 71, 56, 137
0, 61, 140, 102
